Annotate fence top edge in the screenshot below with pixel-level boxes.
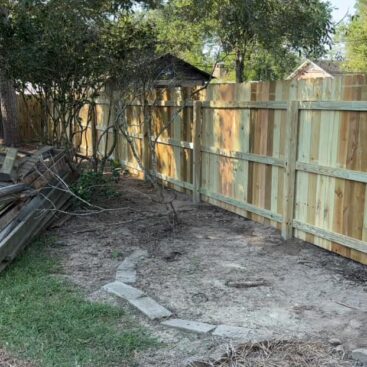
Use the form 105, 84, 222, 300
125, 99, 367, 112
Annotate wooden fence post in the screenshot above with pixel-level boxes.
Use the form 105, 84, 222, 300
282, 100, 299, 240
193, 100, 203, 203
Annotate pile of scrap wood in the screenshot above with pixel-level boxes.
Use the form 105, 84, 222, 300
0, 146, 75, 272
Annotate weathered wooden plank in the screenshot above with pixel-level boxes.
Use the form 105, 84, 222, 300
200, 188, 283, 223
0, 184, 28, 198
0, 173, 72, 268
192, 101, 203, 203
0, 202, 25, 232
282, 101, 299, 239
20, 148, 65, 185
29, 156, 69, 190
0, 148, 18, 181
201, 146, 285, 167
299, 101, 367, 111
1, 190, 71, 266
296, 162, 367, 184
293, 220, 367, 254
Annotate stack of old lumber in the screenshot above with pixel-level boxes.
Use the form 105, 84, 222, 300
0, 146, 74, 272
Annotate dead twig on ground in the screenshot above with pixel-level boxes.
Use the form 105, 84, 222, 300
188, 340, 353, 367
335, 301, 364, 311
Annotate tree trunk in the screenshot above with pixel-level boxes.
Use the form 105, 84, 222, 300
235, 50, 244, 83
0, 6, 20, 147
0, 72, 20, 147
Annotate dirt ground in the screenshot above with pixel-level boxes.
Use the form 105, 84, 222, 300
0, 349, 33, 367
48, 176, 367, 366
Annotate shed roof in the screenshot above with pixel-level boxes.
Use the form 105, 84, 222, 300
152, 53, 212, 85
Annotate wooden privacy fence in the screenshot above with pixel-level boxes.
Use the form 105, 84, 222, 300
78, 75, 367, 265
16, 96, 43, 142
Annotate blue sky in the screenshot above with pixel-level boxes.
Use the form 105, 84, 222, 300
329, 0, 356, 22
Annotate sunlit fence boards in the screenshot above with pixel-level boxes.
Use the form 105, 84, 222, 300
77, 76, 367, 265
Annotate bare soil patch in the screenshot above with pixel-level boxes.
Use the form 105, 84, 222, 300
0, 349, 33, 367
49, 177, 367, 366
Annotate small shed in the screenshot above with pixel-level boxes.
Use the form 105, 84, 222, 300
152, 54, 212, 87
286, 60, 347, 80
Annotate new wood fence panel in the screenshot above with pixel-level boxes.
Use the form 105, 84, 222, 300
294, 76, 367, 264
199, 82, 287, 225
43, 75, 367, 265
296, 77, 336, 247
148, 87, 194, 192
201, 83, 248, 217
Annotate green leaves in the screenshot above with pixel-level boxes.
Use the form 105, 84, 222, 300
0, 0, 160, 149
343, 0, 367, 72
153, 0, 333, 81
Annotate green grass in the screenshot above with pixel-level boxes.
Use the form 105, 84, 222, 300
0, 237, 156, 367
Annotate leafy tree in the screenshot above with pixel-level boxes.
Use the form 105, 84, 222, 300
0, 0, 158, 155
158, 0, 333, 82
343, 0, 367, 71
147, 0, 218, 73
208, 44, 300, 82
243, 48, 300, 81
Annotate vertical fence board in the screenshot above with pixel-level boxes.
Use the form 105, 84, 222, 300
282, 100, 299, 239
234, 84, 251, 217
193, 101, 202, 203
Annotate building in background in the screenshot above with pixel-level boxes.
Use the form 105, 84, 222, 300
153, 54, 213, 87
286, 59, 350, 80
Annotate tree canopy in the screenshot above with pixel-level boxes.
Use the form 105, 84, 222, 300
0, 0, 159, 147
152, 0, 333, 82
343, 0, 367, 72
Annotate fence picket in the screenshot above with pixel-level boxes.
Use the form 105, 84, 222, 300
192, 101, 202, 204
282, 101, 300, 240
